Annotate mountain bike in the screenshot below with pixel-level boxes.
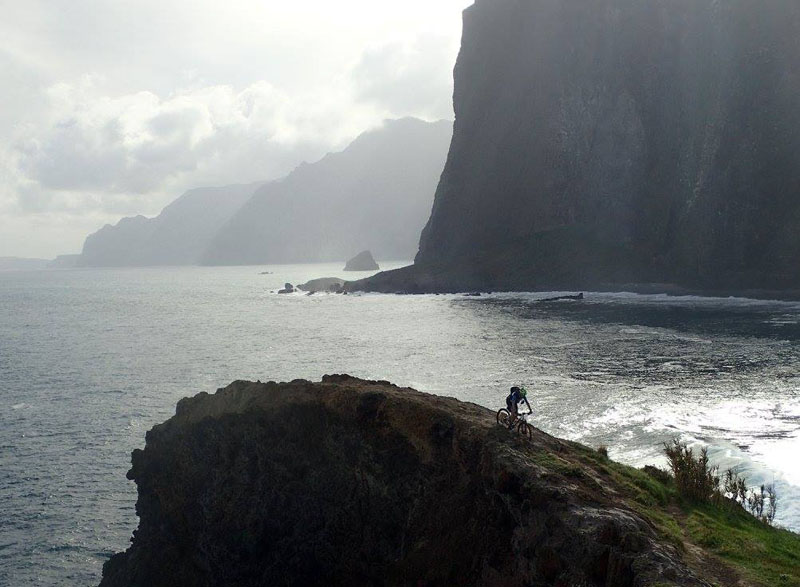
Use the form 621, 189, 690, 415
496, 408, 533, 440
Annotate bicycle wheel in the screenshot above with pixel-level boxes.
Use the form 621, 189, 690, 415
496, 408, 511, 427
517, 421, 532, 440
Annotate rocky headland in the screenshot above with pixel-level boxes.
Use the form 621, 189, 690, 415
99, 376, 800, 586
357, 0, 800, 295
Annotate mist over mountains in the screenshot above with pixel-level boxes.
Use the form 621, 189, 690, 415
76, 118, 451, 267
79, 184, 260, 267
202, 118, 452, 265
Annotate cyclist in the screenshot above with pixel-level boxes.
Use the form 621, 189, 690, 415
506, 385, 531, 429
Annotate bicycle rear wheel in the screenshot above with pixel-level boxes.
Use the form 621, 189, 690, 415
496, 408, 511, 427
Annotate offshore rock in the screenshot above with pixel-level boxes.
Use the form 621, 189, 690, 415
100, 376, 710, 586
361, 0, 800, 294
344, 250, 380, 271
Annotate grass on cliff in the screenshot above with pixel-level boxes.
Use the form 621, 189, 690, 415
525, 440, 800, 586
685, 503, 800, 586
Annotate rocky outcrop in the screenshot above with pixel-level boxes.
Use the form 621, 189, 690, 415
101, 376, 714, 586
360, 0, 800, 294
201, 119, 452, 266
297, 277, 346, 293
344, 250, 379, 271
78, 183, 260, 267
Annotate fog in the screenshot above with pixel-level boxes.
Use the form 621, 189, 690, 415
0, 0, 472, 258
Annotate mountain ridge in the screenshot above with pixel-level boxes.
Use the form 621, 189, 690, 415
78, 183, 261, 267
76, 118, 452, 268
201, 118, 452, 266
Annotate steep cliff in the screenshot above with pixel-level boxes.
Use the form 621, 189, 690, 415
79, 184, 260, 267
201, 118, 452, 266
98, 375, 793, 587
360, 0, 800, 293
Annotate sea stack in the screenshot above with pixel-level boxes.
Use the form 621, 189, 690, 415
344, 250, 379, 271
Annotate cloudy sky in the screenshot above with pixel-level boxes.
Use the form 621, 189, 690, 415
0, 0, 471, 258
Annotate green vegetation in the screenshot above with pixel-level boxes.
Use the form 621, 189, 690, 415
520, 438, 800, 586
663, 439, 719, 502
686, 503, 800, 586
665, 439, 780, 527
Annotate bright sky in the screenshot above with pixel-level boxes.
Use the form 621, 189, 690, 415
0, 0, 473, 258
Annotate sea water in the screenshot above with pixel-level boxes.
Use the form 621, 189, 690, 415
1, 264, 799, 585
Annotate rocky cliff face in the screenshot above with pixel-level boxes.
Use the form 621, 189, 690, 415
201, 118, 452, 266
363, 0, 800, 293
101, 375, 720, 586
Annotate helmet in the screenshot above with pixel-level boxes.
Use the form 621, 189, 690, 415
519, 386, 527, 397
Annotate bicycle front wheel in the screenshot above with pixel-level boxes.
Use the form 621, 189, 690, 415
496, 408, 511, 428
517, 421, 533, 440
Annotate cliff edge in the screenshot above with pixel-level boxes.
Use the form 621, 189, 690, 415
97, 375, 800, 586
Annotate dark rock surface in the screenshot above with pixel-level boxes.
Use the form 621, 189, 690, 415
100, 376, 711, 587
201, 118, 452, 266
360, 0, 800, 294
344, 250, 380, 271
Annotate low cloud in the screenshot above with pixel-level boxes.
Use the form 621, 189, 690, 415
13, 80, 345, 198
4, 77, 389, 226
352, 34, 458, 121
0, 1, 469, 257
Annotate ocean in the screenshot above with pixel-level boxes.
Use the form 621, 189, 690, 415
1, 263, 799, 585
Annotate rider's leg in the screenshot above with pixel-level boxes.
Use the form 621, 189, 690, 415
508, 404, 518, 429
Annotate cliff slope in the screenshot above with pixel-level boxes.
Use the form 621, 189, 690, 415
201, 118, 452, 266
360, 0, 800, 293
97, 375, 797, 587
78, 183, 260, 267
